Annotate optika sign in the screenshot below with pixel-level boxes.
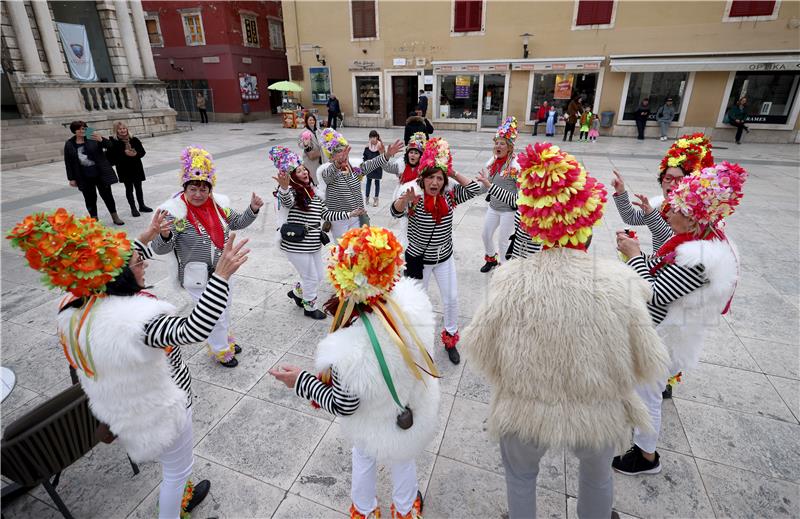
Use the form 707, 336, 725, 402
747, 63, 800, 71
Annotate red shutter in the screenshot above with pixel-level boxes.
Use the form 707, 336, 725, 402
729, 0, 776, 17
352, 1, 376, 38
576, 0, 614, 26
454, 0, 482, 32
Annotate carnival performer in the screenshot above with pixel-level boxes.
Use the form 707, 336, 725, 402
391, 138, 481, 364
381, 131, 427, 247
612, 133, 714, 253
477, 116, 520, 273
317, 128, 404, 240
151, 146, 263, 368
298, 112, 323, 185
7, 208, 251, 519
269, 145, 365, 320
269, 226, 440, 519
464, 142, 668, 519
613, 162, 745, 476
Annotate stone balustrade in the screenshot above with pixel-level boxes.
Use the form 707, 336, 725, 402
79, 83, 134, 112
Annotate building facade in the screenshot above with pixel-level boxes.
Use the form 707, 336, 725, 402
282, 0, 800, 142
1, 0, 175, 136
141, 0, 289, 122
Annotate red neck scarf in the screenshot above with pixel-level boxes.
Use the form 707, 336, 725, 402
182, 193, 225, 249
489, 156, 506, 177
424, 193, 450, 224
400, 164, 418, 184
650, 228, 725, 275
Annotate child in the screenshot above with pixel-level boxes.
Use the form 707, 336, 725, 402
588, 113, 600, 143
363, 130, 383, 207
579, 106, 593, 141
545, 105, 557, 137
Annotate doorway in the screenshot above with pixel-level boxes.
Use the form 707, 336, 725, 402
392, 75, 418, 126
479, 73, 507, 130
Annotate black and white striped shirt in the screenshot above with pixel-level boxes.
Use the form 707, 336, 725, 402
278, 188, 349, 253
483, 165, 519, 212
320, 154, 389, 212
295, 369, 360, 416
510, 211, 544, 259
135, 241, 230, 407
391, 182, 481, 264
627, 253, 707, 325
612, 192, 674, 252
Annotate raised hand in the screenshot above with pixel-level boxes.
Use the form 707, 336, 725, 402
476, 169, 491, 188
215, 233, 250, 280
401, 187, 417, 205
385, 139, 404, 157
632, 193, 653, 215
272, 171, 290, 189
611, 170, 625, 195
250, 192, 264, 212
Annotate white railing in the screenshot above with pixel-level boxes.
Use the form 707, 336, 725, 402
79, 84, 133, 112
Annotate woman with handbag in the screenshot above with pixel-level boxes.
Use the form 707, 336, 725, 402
298, 113, 323, 185
391, 138, 481, 365
317, 128, 404, 240
269, 146, 364, 320
107, 121, 153, 217
151, 146, 263, 368
380, 132, 427, 247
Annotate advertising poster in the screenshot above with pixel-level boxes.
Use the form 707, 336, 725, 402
239, 73, 259, 100
310, 67, 331, 104
554, 73, 574, 99
454, 75, 471, 99
56, 22, 97, 82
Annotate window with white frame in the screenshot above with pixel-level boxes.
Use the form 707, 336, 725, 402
144, 14, 163, 47
241, 13, 259, 47
452, 0, 485, 33
722, 71, 800, 125
437, 74, 479, 119
724, 0, 780, 21
268, 18, 284, 50
355, 75, 381, 115
351, 0, 378, 39
572, 0, 616, 30
622, 72, 689, 121
181, 12, 205, 46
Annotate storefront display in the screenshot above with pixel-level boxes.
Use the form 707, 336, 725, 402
529, 71, 599, 118
355, 76, 380, 114
622, 72, 687, 121
438, 74, 479, 119
723, 71, 800, 125
481, 74, 506, 128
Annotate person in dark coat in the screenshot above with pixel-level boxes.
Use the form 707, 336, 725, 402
108, 121, 152, 217
634, 99, 651, 140
403, 106, 434, 144
418, 90, 429, 116
326, 94, 341, 130
64, 120, 124, 225
563, 95, 581, 142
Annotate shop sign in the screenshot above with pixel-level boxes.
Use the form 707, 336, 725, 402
511, 61, 602, 71
310, 66, 331, 104
242, 57, 252, 64
747, 62, 800, 71
434, 63, 510, 73
393, 58, 407, 67
554, 73, 574, 99
349, 60, 382, 71
455, 75, 472, 99
202, 56, 220, 64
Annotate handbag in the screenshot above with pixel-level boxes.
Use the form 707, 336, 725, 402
319, 231, 331, 245
358, 213, 370, 227
280, 223, 306, 242
404, 217, 436, 280
183, 261, 209, 289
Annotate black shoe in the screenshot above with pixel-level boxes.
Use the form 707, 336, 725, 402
736, 141, 741, 145
139, 205, 153, 213
611, 512, 620, 519
662, 384, 672, 399
219, 357, 238, 368
287, 290, 303, 308
304, 309, 326, 320
234, 344, 242, 355
612, 445, 661, 475
184, 480, 211, 514
446, 346, 460, 365
131, 207, 140, 217
744, 126, 750, 134
480, 259, 498, 273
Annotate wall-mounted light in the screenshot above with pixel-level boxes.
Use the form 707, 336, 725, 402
312, 45, 326, 66
169, 58, 184, 72
520, 32, 533, 59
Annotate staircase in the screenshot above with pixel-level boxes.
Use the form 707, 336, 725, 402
1, 120, 72, 170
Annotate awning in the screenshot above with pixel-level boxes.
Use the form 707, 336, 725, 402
609, 52, 800, 72
432, 60, 510, 73
510, 57, 605, 72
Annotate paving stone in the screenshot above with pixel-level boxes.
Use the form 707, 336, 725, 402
272, 493, 347, 518
767, 375, 800, 423
741, 337, 799, 380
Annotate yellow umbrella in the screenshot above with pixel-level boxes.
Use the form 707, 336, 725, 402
268, 81, 303, 92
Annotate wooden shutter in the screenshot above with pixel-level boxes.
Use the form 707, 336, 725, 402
352, 0, 376, 38
576, 0, 614, 26
729, 0, 776, 17
454, 0, 482, 32
290, 66, 303, 81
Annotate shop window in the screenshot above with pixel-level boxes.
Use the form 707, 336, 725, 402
351, 0, 377, 39
438, 74, 479, 119
241, 14, 259, 47
144, 14, 163, 47
728, 1, 777, 17
575, 0, 614, 26
356, 76, 381, 115
181, 12, 205, 46
481, 74, 506, 128
724, 71, 800, 125
528, 72, 598, 119
268, 19, 285, 50
453, 0, 483, 33
622, 72, 688, 121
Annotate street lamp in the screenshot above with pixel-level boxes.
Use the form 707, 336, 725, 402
312, 45, 326, 66
520, 33, 533, 59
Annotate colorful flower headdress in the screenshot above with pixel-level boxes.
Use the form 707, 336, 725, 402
7, 209, 132, 297
668, 161, 748, 228
494, 116, 518, 145
418, 137, 454, 176
517, 142, 607, 249
268, 145, 302, 174
181, 145, 217, 186
659, 133, 714, 174
407, 132, 427, 153
320, 128, 348, 159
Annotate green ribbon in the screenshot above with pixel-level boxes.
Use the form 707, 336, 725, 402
360, 313, 404, 410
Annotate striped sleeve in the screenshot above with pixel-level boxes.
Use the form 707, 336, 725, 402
643, 210, 674, 252
613, 192, 646, 226
150, 215, 177, 255
294, 369, 360, 416
390, 200, 407, 218
360, 153, 389, 174
278, 187, 296, 209
382, 158, 403, 176
488, 184, 518, 209
452, 181, 481, 205
143, 274, 230, 348
320, 202, 350, 222
133, 239, 155, 260
628, 255, 707, 307
228, 205, 258, 231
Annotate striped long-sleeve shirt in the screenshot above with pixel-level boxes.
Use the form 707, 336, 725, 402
320, 154, 389, 212
627, 253, 707, 325
391, 182, 481, 264
612, 192, 673, 252
294, 369, 360, 416
278, 187, 350, 253
510, 211, 543, 259
134, 240, 230, 407
480, 160, 519, 213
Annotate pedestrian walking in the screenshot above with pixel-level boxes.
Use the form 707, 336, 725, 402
64, 120, 124, 225
297, 112, 323, 185
326, 94, 341, 130
563, 95, 581, 142
196, 91, 208, 124
579, 105, 593, 141
363, 130, 383, 207
588, 113, 600, 142
656, 98, 676, 141
634, 98, 651, 140
108, 121, 152, 217
404, 106, 434, 144
417, 89, 429, 116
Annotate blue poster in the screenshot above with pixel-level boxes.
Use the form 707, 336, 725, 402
310, 67, 331, 104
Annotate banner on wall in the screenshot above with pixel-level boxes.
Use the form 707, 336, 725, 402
239, 73, 259, 100
554, 73, 574, 99
310, 67, 331, 104
56, 22, 97, 82
454, 75, 471, 99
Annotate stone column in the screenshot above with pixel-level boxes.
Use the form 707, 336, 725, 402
6, 1, 44, 77
129, 0, 157, 78
113, 0, 143, 78
31, 0, 69, 78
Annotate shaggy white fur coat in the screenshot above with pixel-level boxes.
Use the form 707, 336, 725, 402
464, 248, 670, 452
315, 277, 440, 462
57, 296, 189, 463
159, 192, 231, 221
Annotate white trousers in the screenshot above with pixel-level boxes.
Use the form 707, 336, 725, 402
633, 382, 663, 454
482, 207, 515, 262
330, 216, 360, 241
158, 408, 194, 519
422, 255, 458, 334
285, 250, 325, 308
186, 282, 234, 360
351, 446, 418, 516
